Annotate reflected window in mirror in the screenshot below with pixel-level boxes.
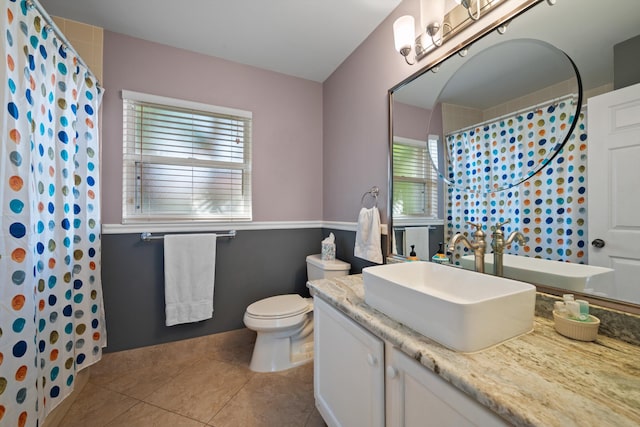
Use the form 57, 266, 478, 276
392, 137, 439, 219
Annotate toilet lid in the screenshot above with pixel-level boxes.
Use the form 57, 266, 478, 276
246, 294, 310, 318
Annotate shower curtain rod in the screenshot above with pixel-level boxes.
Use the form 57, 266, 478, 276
27, 0, 101, 90
447, 93, 577, 137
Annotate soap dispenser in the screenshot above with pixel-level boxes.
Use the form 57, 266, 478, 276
407, 245, 419, 261
431, 242, 450, 264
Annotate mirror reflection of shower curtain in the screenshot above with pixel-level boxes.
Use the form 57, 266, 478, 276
1, 3, 106, 425
446, 102, 588, 265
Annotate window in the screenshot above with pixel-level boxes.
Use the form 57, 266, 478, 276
392, 136, 439, 218
122, 91, 252, 222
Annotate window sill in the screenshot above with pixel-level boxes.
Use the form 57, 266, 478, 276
392, 217, 444, 227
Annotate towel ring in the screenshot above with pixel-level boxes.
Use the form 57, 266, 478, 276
361, 186, 379, 209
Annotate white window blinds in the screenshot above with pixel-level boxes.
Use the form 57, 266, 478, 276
393, 137, 439, 218
122, 90, 252, 222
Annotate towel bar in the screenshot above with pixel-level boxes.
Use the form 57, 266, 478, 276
394, 226, 435, 231
140, 230, 236, 241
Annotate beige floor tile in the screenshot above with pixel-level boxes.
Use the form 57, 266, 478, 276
144, 358, 254, 423
208, 341, 255, 367
198, 329, 256, 368
271, 361, 314, 387
304, 407, 327, 427
92, 330, 255, 385
90, 346, 165, 385
88, 330, 255, 402
58, 382, 139, 427
56, 331, 327, 427
209, 366, 315, 427
159, 329, 255, 362
105, 402, 207, 427
98, 356, 196, 400
203, 328, 255, 350
91, 336, 229, 388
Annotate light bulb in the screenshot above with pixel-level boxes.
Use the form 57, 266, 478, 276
393, 15, 415, 53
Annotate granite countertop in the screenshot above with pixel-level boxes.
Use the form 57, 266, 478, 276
308, 274, 640, 427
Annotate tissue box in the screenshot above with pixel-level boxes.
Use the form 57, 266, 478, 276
321, 243, 336, 261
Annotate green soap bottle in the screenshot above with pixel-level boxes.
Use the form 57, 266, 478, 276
432, 242, 450, 264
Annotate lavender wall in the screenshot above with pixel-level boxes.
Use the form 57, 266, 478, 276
322, 0, 526, 223
394, 102, 431, 140
101, 31, 323, 224
322, 0, 421, 223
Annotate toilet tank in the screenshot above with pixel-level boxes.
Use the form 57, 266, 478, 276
306, 254, 351, 281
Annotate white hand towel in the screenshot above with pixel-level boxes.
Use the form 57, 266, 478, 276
354, 207, 383, 264
164, 234, 217, 326
405, 227, 430, 260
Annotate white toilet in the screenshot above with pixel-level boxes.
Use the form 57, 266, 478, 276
243, 254, 351, 372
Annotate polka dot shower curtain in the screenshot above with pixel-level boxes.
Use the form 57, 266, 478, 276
1, 1, 106, 426
446, 101, 587, 265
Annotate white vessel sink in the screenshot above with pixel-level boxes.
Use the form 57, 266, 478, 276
460, 254, 614, 293
362, 262, 535, 352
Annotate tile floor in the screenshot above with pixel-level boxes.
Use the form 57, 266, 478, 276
59, 329, 326, 427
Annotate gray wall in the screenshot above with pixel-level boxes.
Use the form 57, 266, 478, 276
102, 228, 323, 352
614, 34, 640, 90
101, 227, 380, 353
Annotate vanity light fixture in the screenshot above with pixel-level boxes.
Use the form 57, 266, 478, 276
393, 15, 417, 65
455, 0, 481, 21
393, 0, 557, 65
392, 0, 445, 65
422, 0, 446, 47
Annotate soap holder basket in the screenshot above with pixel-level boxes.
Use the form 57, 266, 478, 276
552, 310, 600, 341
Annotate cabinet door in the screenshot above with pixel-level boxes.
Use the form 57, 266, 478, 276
386, 347, 509, 427
314, 297, 385, 427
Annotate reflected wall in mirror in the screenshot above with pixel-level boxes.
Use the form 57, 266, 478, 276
389, 0, 640, 311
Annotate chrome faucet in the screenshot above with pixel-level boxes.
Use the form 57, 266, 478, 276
448, 222, 487, 273
491, 219, 526, 276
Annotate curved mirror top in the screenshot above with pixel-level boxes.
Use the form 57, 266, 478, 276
428, 38, 581, 194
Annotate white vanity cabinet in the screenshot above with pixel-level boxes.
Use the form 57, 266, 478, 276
314, 297, 385, 427
314, 296, 509, 427
385, 347, 509, 427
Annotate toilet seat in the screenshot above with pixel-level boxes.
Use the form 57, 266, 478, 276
246, 294, 311, 319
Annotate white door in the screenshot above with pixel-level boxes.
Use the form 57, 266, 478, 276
587, 82, 640, 303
